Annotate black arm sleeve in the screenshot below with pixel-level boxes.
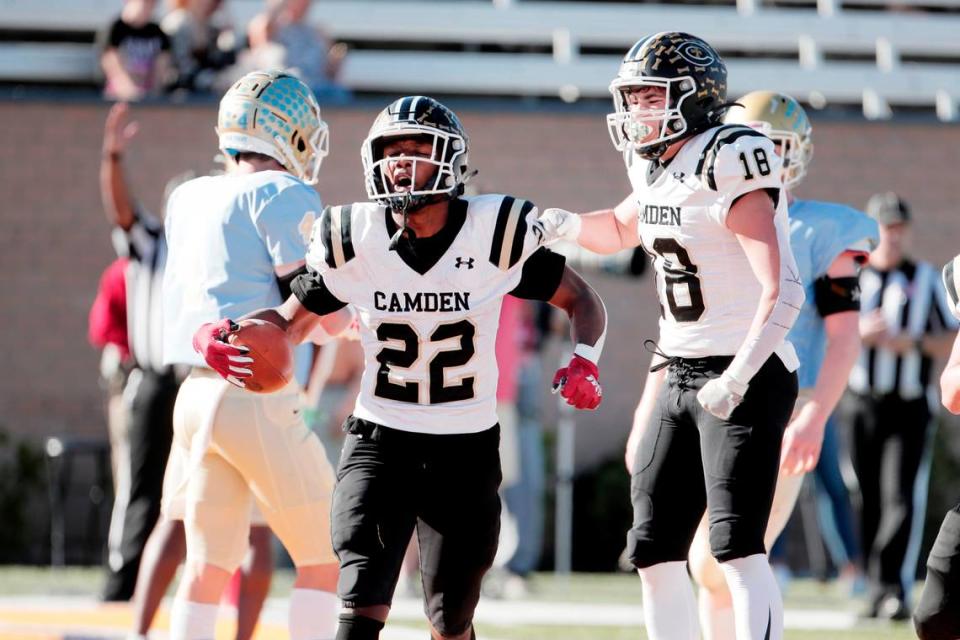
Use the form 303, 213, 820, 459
510, 248, 566, 301
276, 265, 308, 301
628, 246, 648, 277
814, 275, 861, 317
290, 268, 348, 316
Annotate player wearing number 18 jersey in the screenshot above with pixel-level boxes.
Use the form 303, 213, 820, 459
687, 91, 879, 640
538, 33, 804, 640
194, 96, 607, 640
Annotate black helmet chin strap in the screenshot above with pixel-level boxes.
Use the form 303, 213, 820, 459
388, 194, 417, 252
638, 141, 670, 161
386, 168, 478, 252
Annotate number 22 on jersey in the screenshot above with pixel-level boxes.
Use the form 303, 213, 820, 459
374, 319, 477, 404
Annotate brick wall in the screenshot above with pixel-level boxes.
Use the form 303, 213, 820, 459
2, 101, 958, 469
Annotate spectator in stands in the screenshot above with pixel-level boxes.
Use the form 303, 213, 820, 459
838, 192, 958, 620
100, 0, 173, 101
244, 0, 349, 101
161, 0, 237, 93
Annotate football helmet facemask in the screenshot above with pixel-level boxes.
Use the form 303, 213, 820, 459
607, 32, 728, 160
724, 91, 813, 189
216, 70, 329, 184
361, 96, 470, 212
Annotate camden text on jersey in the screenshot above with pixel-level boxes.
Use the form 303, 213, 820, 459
374, 291, 471, 313
639, 204, 682, 226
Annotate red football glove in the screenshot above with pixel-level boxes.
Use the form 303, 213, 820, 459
192, 319, 253, 388
552, 354, 602, 410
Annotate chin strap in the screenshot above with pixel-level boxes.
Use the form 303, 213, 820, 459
388, 206, 417, 251
387, 187, 467, 252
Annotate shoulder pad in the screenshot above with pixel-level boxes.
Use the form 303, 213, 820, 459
695, 125, 771, 191
316, 204, 356, 269
943, 255, 960, 319
488, 195, 536, 271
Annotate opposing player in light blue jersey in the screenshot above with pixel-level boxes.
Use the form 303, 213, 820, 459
161, 70, 353, 640
687, 91, 879, 640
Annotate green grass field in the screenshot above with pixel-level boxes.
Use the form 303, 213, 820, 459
0, 567, 920, 640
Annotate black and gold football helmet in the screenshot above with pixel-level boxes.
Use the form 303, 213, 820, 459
607, 32, 728, 160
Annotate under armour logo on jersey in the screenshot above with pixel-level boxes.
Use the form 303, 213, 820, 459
455, 257, 475, 269
672, 171, 687, 181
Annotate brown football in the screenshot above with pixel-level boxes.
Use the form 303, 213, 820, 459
227, 319, 294, 393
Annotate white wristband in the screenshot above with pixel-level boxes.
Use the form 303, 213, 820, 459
574, 342, 601, 365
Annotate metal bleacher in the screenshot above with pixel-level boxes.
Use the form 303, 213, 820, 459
1, 0, 959, 119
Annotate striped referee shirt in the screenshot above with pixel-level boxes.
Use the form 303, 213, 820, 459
114, 207, 168, 374
849, 259, 959, 400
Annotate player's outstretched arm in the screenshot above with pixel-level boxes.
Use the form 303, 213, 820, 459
781, 252, 860, 475
539, 194, 642, 255
230, 293, 350, 346
191, 293, 350, 386
547, 265, 608, 410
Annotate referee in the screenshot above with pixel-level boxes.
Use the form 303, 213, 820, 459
99, 104, 180, 602
840, 192, 958, 620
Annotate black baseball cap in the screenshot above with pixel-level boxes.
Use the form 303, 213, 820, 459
866, 192, 911, 225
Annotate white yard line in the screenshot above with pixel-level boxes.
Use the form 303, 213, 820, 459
0, 595, 863, 632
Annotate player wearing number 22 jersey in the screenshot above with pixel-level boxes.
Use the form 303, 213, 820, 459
194, 95, 607, 640
538, 33, 804, 640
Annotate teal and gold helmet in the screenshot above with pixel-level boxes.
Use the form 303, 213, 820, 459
216, 70, 329, 184
724, 91, 813, 189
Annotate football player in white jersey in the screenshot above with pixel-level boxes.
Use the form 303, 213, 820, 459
161, 70, 354, 640
539, 33, 804, 640
193, 96, 607, 640
682, 91, 879, 640
913, 256, 960, 640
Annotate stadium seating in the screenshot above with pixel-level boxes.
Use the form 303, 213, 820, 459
1, 0, 958, 118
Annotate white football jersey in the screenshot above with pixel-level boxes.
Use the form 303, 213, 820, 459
163, 171, 320, 367
626, 124, 800, 361
301, 195, 554, 434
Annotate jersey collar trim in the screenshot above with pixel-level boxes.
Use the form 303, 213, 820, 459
384, 198, 468, 275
